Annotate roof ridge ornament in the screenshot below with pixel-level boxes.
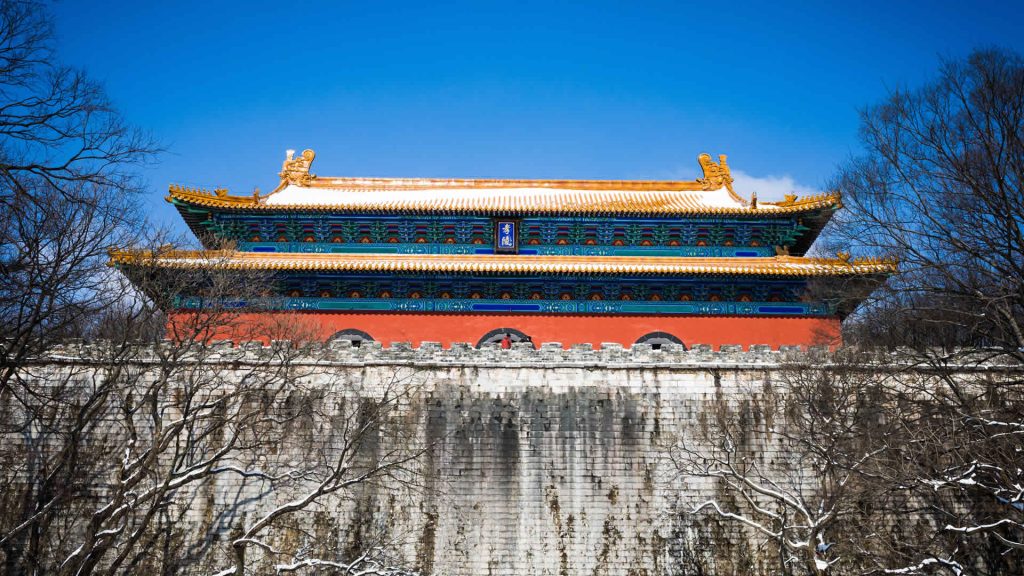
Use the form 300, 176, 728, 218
697, 153, 741, 201
279, 148, 317, 186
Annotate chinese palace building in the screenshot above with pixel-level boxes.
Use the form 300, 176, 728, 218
113, 149, 895, 348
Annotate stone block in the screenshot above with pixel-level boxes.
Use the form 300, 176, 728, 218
329, 338, 353, 350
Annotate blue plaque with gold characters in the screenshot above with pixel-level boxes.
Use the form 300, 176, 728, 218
495, 220, 518, 253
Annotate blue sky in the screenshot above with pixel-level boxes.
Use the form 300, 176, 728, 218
53, 0, 1024, 231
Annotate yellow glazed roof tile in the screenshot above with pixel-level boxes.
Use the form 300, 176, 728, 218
167, 184, 841, 216
111, 250, 897, 278
166, 151, 842, 216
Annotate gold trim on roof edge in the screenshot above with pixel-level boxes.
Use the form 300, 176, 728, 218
110, 250, 897, 277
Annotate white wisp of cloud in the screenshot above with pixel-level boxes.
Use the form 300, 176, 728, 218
729, 169, 822, 201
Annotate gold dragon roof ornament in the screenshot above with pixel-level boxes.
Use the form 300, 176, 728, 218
279, 148, 317, 186
697, 153, 733, 190
697, 153, 747, 205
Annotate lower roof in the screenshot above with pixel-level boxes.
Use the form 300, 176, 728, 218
111, 250, 896, 278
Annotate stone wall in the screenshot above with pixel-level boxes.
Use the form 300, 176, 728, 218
21, 342, 1020, 575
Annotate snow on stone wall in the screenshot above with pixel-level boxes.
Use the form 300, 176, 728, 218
23, 341, 1020, 575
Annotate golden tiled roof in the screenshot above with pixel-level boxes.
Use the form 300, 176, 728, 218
167, 184, 840, 216
111, 250, 896, 278
166, 151, 842, 216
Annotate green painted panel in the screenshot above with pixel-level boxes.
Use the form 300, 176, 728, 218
318, 301, 393, 311
329, 246, 402, 254
618, 303, 699, 314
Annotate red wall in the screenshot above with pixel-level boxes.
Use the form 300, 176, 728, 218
169, 311, 841, 349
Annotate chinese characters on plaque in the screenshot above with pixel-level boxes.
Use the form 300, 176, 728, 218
495, 220, 517, 253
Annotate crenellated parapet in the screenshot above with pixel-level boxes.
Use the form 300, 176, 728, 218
36, 341, 1021, 371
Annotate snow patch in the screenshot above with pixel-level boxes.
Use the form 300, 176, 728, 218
264, 184, 758, 209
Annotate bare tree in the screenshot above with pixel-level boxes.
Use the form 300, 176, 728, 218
667, 351, 899, 575
221, 364, 427, 576
0, 6, 429, 574
667, 351, 1024, 576
814, 47, 1024, 573
1, 260, 258, 573
871, 354, 1024, 576
0, 0, 159, 390
825, 48, 1024, 357
0, 0, 154, 199
1, 257, 429, 575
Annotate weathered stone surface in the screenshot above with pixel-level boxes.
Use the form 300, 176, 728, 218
21, 343, 1023, 575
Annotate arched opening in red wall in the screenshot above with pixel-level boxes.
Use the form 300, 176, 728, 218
329, 328, 375, 348
635, 331, 686, 350
476, 328, 535, 349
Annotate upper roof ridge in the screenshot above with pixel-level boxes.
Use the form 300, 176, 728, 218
166, 149, 842, 217
271, 149, 737, 193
